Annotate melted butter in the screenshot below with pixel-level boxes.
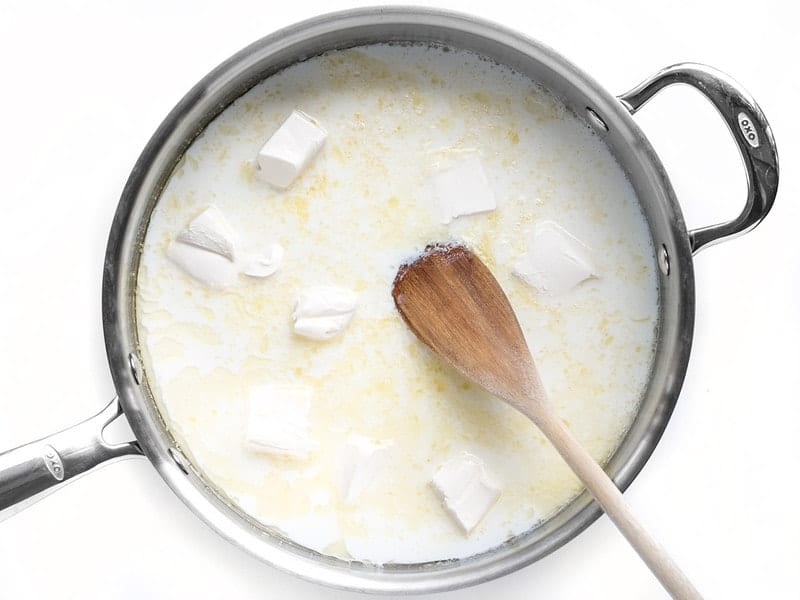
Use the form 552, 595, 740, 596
135, 43, 659, 564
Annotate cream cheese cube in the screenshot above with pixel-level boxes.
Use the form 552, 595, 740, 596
168, 205, 241, 288
293, 286, 358, 341
244, 384, 316, 458
513, 220, 597, 295
431, 452, 500, 534
339, 437, 391, 504
176, 205, 239, 261
256, 110, 327, 188
166, 241, 239, 289
431, 155, 496, 224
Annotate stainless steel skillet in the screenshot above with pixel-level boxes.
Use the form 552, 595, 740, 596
0, 7, 778, 594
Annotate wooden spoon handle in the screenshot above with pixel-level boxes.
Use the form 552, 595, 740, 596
533, 408, 702, 600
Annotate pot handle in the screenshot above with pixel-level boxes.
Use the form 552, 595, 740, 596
0, 397, 142, 521
618, 63, 779, 254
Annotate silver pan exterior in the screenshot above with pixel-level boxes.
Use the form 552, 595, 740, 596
0, 7, 778, 594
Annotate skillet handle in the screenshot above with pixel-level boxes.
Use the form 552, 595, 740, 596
618, 63, 779, 254
0, 397, 142, 521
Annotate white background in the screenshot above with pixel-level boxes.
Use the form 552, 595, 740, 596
0, 1, 797, 598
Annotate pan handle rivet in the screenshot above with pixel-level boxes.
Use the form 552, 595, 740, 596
586, 107, 609, 132
169, 447, 190, 475
658, 244, 670, 276
128, 353, 141, 385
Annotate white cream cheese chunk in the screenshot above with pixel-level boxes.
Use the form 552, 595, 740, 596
431, 452, 501, 534
293, 286, 358, 341
242, 243, 284, 278
176, 205, 239, 261
244, 384, 316, 458
256, 110, 327, 188
513, 220, 597, 295
166, 241, 239, 289
168, 205, 283, 288
431, 154, 496, 224
339, 437, 391, 504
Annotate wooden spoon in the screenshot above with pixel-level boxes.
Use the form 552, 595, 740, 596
392, 244, 701, 600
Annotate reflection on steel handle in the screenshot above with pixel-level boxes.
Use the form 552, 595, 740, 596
0, 397, 142, 521
618, 63, 779, 254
